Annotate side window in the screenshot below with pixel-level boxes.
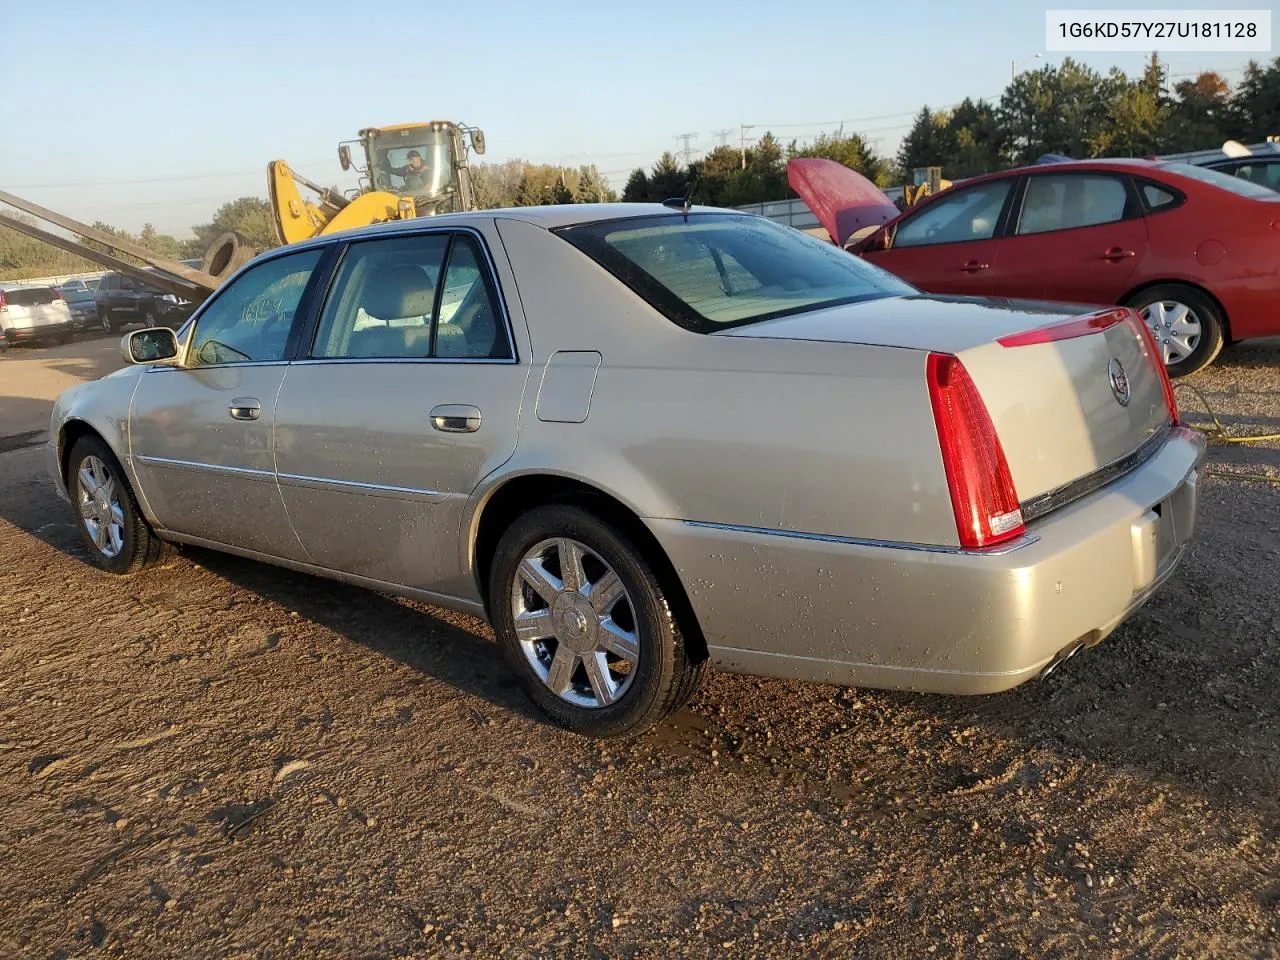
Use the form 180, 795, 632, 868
188, 249, 322, 366
312, 234, 449, 359
1141, 182, 1178, 210
891, 181, 1011, 248
1233, 162, 1280, 190
312, 232, 511, 360
1016, 175, 1129, 235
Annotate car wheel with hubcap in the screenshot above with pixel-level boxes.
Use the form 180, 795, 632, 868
489, 505, 705, 738
100, 310, 114, 334
141, 305, 158, 327
67, 435, 169, 574
1126, 284, 1224, 378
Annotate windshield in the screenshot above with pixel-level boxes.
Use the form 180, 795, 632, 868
556, 213, 916, 333
1158, 162, 1279, 200
368, 128, 458, 209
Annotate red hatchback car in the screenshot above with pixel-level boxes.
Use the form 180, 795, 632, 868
795, 158, 1280, 376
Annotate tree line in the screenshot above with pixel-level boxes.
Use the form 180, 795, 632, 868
621, 54, 1280, 207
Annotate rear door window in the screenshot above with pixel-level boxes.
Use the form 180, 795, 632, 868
311, 232, 512, 360
1015, 174, 1130, 235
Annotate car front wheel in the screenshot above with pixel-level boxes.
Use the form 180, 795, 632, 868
99, 310, 114, 334
67, 435, 169, 574
489, 505, 705, 738
1127, 284, 1225, 378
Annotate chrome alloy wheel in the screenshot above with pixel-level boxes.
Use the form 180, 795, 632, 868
511, 537, 640, 708
76, 455, 125, 559
1140, 299, 1201, 366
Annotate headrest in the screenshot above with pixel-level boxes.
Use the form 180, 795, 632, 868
361, 262, 435, 321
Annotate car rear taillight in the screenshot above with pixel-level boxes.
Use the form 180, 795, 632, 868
51, 289, 63, 301
996, 307, 1128, 347
1124, 309, 1179, 425
0, 290, 6, 309
927, 353, 1025, 550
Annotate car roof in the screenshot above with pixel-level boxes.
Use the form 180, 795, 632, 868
286, 202, 748, 250
953, 157, 1161, 187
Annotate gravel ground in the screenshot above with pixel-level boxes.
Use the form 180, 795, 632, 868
1, 334, 1278, 959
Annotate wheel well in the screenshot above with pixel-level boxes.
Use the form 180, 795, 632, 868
1121, 279, 1232, 342
58, 419, 101, 484
473, 475, 709, 664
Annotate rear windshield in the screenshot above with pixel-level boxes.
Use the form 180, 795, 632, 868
3, 287, 57, 306
555, 212, 915, 333
1157, 162, 1279, 199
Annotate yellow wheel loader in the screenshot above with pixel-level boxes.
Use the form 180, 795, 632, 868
1, 120, 487, 304
202, 119, 487, 283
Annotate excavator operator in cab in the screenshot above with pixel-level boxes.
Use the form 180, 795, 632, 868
388, 150, 431, 193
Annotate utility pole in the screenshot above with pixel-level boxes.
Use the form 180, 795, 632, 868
1011, 52, 1043, 82
739, 124, 754, 169
674, 132, 698, 165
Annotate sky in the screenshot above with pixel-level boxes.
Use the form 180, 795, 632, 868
1, 0, 1270, 238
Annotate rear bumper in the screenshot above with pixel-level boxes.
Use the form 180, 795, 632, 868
648, 426, 1207, 695
1, 322, 73, 342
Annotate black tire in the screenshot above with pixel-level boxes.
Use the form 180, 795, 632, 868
1125, 284, 1225, 378
100, 310, 114, 335
489, 505, 704, 738
66, 435, 169, 575
200, 231, 257, 281
141, 305, 158, 327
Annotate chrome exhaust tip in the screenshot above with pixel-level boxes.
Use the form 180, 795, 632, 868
1038, 639, 1086, 682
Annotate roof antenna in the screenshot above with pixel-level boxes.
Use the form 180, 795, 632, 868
661, 175, 699, 220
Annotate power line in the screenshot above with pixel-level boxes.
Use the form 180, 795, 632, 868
7, 159, 340, 191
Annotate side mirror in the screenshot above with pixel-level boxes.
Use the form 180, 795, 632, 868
122, 327, 179, 365
338, 144, 352, 171
470, 129, 486, 156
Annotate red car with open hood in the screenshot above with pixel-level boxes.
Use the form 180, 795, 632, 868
789, 156, 1280, 376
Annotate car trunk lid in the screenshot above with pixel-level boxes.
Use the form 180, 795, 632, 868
718, 294, 1174, 507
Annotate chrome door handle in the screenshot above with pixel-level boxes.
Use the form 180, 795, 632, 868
229, 398, 261, 421
1100, 247, 1135, 261
430, 404, 482, 433
959, 260, 989, 272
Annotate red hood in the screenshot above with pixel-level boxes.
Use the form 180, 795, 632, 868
787, 158, 900, 247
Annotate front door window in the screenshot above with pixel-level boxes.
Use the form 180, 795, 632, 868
188, 249, 323, 366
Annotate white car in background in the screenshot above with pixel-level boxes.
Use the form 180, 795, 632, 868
0, 285, 75, 346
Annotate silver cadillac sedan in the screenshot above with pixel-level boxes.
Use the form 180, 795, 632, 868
47, 204, 1205, 737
